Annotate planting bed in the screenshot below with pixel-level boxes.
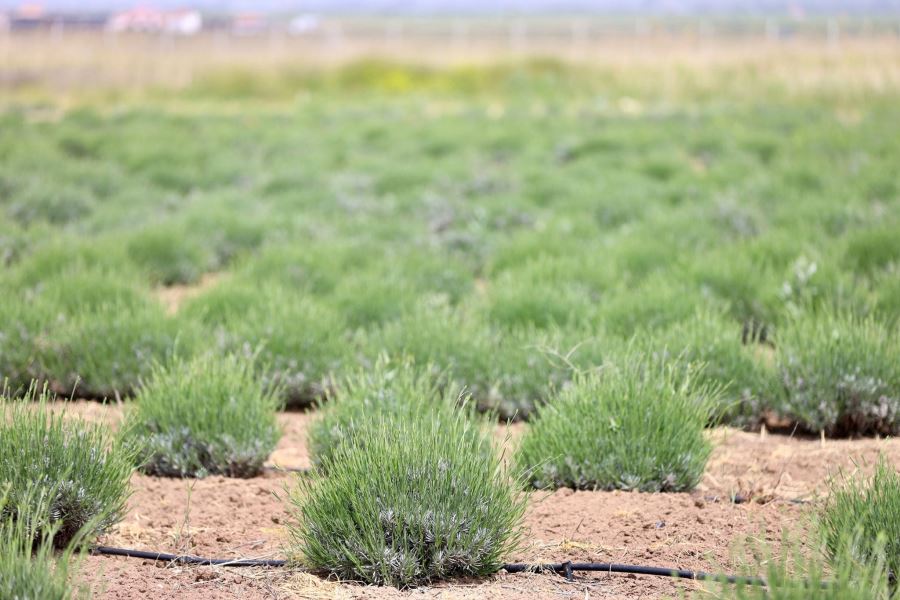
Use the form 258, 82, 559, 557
62, 402, 900, 599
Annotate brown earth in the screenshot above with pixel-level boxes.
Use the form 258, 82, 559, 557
154, 272, 223, 315
58, 402, 900, 599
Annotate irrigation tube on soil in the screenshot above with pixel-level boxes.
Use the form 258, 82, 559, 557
263, 465, 309, 474
91, 546, 288, 567
502, 562, 766, 585
90, 546, 768, 586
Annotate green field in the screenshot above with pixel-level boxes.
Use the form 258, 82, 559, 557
3, 58, 898, 428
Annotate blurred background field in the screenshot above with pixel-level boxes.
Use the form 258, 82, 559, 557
2, 10, 900, 101
2, 3, 899, 427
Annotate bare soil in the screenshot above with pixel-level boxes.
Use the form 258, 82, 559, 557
154, 272, 223, 315
59, 402, 900, 600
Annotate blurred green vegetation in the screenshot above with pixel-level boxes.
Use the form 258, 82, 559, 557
1, 59, 898, 431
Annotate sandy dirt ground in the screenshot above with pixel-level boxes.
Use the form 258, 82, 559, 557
154, 272, 224, 315
59, 401, 900, 599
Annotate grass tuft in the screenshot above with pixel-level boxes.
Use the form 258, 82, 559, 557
183, 282, 349, 408
126, 354, 282, 478
516, 353, 717, 492
0, 492, 89, 600
40, 299, 192, 399
126, 225, 214, 286
720, 532, 897, 599
774, 311, 900, 436
308, 356, 466, 469
289, 413, 526, 588
653, 310, 772, 428
0, 385, 134, 548
821, 458, 900, 579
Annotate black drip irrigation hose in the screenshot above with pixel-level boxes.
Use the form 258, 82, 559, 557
90, 546, 767, 586
263, 465, 309, 474
91, 546, 287, 568
502, 562, 766, 585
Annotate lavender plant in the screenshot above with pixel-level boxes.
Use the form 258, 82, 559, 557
774, 311, 900, 436
0, 385, 134, 548
289, 413, 525, 588
126, 354, 281, 478
516, 352, 718, 492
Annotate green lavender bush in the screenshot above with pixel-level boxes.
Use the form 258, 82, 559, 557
774, 311, 900, 436
654, 310, 773, 427
720, 533, 897, 600
516, 353, 718, 492
0, 385, 134, 548
126, 354, 281, 478
1, 264, 189, 399
821, 459, 900, 579
183, 282, 349, 407
843, 225, 900, 275
289, 414, 525, 588
0, 287, 51, 393
39, 298, 191, 399
365, 300, 564, 419
308, 356, 467, 468
0, 492, 90, 600
126, 224, 215, 286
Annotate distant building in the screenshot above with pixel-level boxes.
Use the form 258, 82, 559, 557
3, 4, 107, 31
165, 9, 201, 35
106, 7, 163, 33
231, 12, 268, 36
15, 3, 45, 20
288, 14, 320, 36
9, 2, 46, 29
106, 7, 202, 36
